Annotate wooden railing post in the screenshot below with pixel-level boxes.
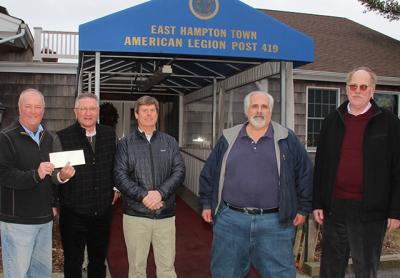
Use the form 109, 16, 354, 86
33, 27, 42, 62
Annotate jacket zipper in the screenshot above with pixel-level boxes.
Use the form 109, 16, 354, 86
38, 128, 46, 151
148, 139, 158, 218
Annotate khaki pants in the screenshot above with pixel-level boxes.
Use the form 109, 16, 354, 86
123, 215, 176, 278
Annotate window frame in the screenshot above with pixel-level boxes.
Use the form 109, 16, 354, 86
374, 90, 400, 118
305, 86, 341, 151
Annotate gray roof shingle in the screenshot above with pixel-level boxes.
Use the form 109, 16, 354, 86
263, 10, 400, 78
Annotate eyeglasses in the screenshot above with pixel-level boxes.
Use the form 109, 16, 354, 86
76, 107, 98, 112
347, 84, 371, 92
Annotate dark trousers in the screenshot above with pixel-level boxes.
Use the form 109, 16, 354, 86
107, 198, 129, 278
59, 206, 112, 278
320, 199, 387, 278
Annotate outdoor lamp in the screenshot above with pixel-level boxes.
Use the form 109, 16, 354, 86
0, 102, 6, 125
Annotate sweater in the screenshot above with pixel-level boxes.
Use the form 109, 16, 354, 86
313, 100, 400, 221
334, 108, 373, 200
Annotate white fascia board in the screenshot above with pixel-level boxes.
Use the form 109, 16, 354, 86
294, 69, 400, 86
0, 61, 78, 75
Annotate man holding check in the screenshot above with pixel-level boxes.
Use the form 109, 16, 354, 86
55, 93, 118, 278
0, 88, 75, 278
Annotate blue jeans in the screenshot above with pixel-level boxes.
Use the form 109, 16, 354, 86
211, 206, 296, 278
0, 221, 53, 278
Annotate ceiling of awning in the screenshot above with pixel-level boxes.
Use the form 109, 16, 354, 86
78, 0, 314, 96
80, 52, 263, 95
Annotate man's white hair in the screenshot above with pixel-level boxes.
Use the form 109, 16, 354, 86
243, 90, 274, 115
18, 88, 45, 108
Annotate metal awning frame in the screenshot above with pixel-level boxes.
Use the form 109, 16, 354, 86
77, 52, 264, 97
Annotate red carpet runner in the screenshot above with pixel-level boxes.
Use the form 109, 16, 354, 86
107, 197, 260, 277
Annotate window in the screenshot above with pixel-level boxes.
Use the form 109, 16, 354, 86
374, 92, 400, 117
306, 87, 340, 148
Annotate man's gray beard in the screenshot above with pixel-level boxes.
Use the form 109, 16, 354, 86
249, 116, 266, 129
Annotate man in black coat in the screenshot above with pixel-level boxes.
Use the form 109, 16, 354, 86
313, 67, 400, 278
56, 93, 119, 278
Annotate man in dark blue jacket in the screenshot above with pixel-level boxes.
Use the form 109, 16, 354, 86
114, 95, 185, 278
199, 90, 313, 278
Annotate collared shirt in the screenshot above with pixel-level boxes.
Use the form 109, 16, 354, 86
86, 128, 96, 152
138, 127, 155, 142
222, 123, 279, 209
347, 102, 372, 116
20, 122, 44, 145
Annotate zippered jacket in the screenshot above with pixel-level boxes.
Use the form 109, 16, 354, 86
114, 129, 185, 219
313, 100, 400, 221
199, 121, 313, 223
0, 121, 55, 224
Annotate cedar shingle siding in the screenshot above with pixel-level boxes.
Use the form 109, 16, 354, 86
0, 73, 76, 131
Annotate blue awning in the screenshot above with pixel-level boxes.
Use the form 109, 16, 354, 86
79, 0, 314, 64
77, 0, 315, 96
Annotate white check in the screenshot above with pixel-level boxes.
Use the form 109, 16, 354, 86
49, 150, 86, 168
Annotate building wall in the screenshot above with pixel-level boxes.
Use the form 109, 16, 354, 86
0, 72, 76, 131
0, 45, 33, 62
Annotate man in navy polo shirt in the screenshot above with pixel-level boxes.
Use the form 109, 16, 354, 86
199, 90, 313, 277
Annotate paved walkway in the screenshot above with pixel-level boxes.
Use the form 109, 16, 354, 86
0, 271, 318, 277
0, 267, 396, 277
296, 269, 400, 278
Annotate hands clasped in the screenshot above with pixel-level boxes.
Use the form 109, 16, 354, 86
143, 190, 164, 210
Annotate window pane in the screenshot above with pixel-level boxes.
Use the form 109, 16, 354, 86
374, 94, 398, 115
315, 91, 322, 103
322, 91, 329, 103
315, 104, 322, 117
330, 91, 337, 103
322, 104, 329, 118
308, 90, 315, 104
308, 105, 314, 117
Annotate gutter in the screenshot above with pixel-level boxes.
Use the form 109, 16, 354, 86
0, 23, 26, 45
294, 69, 400, 86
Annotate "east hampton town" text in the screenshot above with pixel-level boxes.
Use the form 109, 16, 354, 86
124, 25, 279, 53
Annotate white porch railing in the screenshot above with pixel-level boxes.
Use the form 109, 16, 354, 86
33, 27, 79, 62
181, 149, 211, 196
